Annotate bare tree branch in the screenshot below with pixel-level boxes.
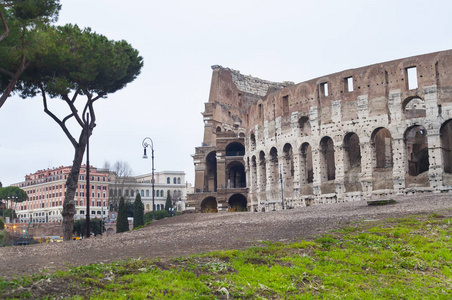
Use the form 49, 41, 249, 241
40, 84, 78, 148
0, 68, 14, 77
0, 10, 9, 42
63, 92, 85, 128
0, 55, 29, 109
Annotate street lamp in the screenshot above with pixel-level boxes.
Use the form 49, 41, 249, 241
142, 137, 155, 220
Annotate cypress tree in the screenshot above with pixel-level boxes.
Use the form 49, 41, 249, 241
116, 196, 129, 233
133, 193, 144, 228
165, 191, 172, 212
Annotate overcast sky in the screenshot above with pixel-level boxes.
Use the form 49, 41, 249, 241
0, 0, 451, 186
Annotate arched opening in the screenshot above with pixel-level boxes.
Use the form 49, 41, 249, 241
372, 128, 393, 168
282, 143, 294, 198
250, 155, 258, 201
320, 137, 335, 181
259, 151, 267, 187
319, 137, 335, 194
344, 133, 362, 192
300, 143, 313, 185
250, 133, 256, 151
205, 151, 217, 192
344, 132, 361, 171
371, 127, 394, 190
405, 125, 429, 176
226, 161, 246, 188
228, 194, 247, 212
201, 197, 218, 213
216, 126, 222, 133
403, 96, 426, 119
226, 142, 245, 156
298, 116, 311, 136
269, 147, 279, 188
441, 119, 452, 174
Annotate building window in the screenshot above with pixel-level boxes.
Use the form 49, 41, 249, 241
407, 66, 418, 90
345, 76, 353, 92
173, 177, 176, 184
177, 177, 181, 184
141, 190, 144, 196
146, 190, 149, 197
167, 177, 170, 184
320, 82, 328, 97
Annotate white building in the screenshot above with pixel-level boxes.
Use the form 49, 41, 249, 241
109, 170, 189, 212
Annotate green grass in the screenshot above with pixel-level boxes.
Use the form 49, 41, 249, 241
1, 214, 452, 299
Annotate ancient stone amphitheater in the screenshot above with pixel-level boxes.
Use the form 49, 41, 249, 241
187, 50, 452, 213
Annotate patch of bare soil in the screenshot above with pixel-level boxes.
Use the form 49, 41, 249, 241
1, 193, 452, 280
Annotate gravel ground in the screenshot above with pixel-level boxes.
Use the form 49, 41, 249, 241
1, 193, 452, 279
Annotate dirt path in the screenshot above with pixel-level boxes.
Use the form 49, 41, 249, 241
2, 194, 452, 279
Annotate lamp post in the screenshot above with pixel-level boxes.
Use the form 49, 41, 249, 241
279, 164, 284, 210
142, 137, 155, 220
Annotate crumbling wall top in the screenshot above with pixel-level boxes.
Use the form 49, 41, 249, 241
211, 65, 294, 97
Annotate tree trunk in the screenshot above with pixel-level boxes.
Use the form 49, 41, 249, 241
62, 128, 88, 241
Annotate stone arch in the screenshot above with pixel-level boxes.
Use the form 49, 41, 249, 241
344, 132, 361, 172
225, 142, 245, 156
205, 151, 217, 192
343, 132, 362, 192
371, 127, 393, 168
295, 83, 314, 102
440, 119, 452, 174
404, 125, 429, 176
226, 161, 246, 188
319, 136, 335, 181
250, 132, 256, 151
259, 151, 267, 187
371, 127, 394, 190
216, 126, 222, 133
402, 96, 426, 119
269, 147, 279, 187
298, 116, 311, 136
201, 197, 218, 213
250, 155, 258, 198
228, 194, 247, 212
282, 143, 294, 198
300, 142, 314, 185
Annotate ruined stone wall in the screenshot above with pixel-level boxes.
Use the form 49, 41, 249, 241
245, 50, 452, 212
190, 50, 452, 213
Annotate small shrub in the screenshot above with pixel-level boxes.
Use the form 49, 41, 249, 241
144, 210, 170, 223
0, 217, 4, 230
0, 230, 5, 246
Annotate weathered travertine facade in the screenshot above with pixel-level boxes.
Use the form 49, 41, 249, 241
188, 50, 452, 212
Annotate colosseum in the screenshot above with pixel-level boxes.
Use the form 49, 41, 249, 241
187, 50, 452, 212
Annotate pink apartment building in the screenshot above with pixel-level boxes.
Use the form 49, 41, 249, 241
13, 165, 110, 224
